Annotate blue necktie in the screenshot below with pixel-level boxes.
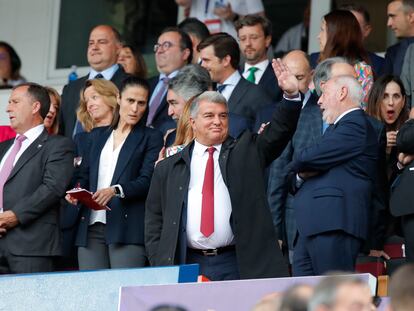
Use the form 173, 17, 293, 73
217, 84, 227, 93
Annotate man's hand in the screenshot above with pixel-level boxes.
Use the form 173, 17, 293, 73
0, 211, 19, 235
272, 58, 299, 97
65, 194, 78, 205
398, 152, 414, 167
258, 122, 270, 134
92, 187, 115, 207
298, 171, 319, 180
369, 249, 391, 260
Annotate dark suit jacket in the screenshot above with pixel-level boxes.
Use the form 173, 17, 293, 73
0, 130, 74, 256
148, 76, 176, 132
227, 77, 273, 125
58, 66, 129, 138
309, 52, 384, 77
383, 37, 414, 76
76, 125, 163, 246
291, 109, 378, 240
145, 98, 302, 279
240, 63, 282, 102
390, 162, 414, 217
268, 92, 321, 249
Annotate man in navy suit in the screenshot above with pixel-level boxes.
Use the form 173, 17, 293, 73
290, 74, 378, 276
235, 15, 282, 102
59, 25, 130, 138
147, 27, 193, 131
198, 32, 273, 127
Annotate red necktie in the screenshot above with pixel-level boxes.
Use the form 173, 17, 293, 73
201, 147, 215, 237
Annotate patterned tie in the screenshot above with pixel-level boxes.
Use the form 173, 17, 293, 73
147, 77, 169, 126
201, 147, 215, 237
0, 135, 27, 212
246, 67, 258, 83
217, 84, 227, 93
94, 73, 104, 79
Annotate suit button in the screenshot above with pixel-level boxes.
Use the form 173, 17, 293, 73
125, 214, 128, 218
168, 257, 171, 262
81, 217, 85, 221
179, 186, 183, 191
172, 221, 176, 225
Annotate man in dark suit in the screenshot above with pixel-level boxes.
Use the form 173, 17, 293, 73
59, 25, 129, 138
290, 74, 379, 276
0, 83, 74, 273
147, 27, 193, 131
198, 32, 273, 127
384, 0, 414, 76
145, 60, 302, 281
390, 119, 414, 262
235, 15, 282, 102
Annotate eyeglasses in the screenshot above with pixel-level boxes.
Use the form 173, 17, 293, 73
153, 41, 176, 52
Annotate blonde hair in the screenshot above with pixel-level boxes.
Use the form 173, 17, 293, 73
76, 79, 118, 132
173, 95, 197, 146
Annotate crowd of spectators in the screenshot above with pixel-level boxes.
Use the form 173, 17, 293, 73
1, 1, 414, 309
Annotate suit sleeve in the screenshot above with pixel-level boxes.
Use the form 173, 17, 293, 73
120, 130, 163, 199
58, 84, 69, 135
144, 161, 165, 265
292, 118, 366, 173
256, 97, 302, 167
12, 137, 75, 226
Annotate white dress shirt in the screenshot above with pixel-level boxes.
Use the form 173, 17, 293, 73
217, 70, 241, 101
0, 124, 44, 171
187, 140, 234, 249
243, 59, 269, 84
88, 64, 119, 80
89, 131, 125, 225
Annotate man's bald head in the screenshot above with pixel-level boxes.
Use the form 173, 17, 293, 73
282, 50, 312, 94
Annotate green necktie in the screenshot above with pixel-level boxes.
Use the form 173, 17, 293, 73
246, 67, 258, 83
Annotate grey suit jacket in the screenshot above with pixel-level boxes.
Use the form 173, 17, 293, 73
0, 130, 74, 256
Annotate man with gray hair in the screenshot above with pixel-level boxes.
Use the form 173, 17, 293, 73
145, 60, 302, 281
165, 64, 251, 146
308, 275, 373, 311
290, 74, 379, 276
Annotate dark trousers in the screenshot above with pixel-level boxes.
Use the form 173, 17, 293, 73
402, 214, 414, 262
293, 230, 362, 276
0, 238, 54, 274
78, 223, 146, 270
186, 248, 240, 281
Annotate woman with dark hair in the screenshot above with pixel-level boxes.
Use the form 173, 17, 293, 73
44, 86, 61, 135
117, 44, 148, 79
0, 41, 26, 88
69, 76, 163, 270
317, 10, 373, 108
367, 75, 409, 177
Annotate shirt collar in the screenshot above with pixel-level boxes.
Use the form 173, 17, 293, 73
193, 139, 222, 156
334, 107, 361, 125
221, 70, 241, 87
160, 70, 180, 81
89, 64, 119, 80
244, 59, 269, 74
19, 124, 44, 143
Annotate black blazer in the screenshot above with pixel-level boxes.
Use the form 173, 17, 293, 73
0, 130, 74, 256
76, 125, 163, 246
58, 66, 130, 138
145, 98, 302, 279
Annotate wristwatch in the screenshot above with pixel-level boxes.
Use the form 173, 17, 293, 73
113, 185, 122, 198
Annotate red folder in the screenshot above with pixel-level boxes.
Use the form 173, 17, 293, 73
66, 188, 111, 211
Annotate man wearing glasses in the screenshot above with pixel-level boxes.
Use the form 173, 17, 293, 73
147, 27, 193, 131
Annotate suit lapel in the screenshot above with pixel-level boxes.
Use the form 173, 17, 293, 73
111, 126, 144, 184
218, 137, 235, 185
7, 130, 48, 181
227, 78, 249, 112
